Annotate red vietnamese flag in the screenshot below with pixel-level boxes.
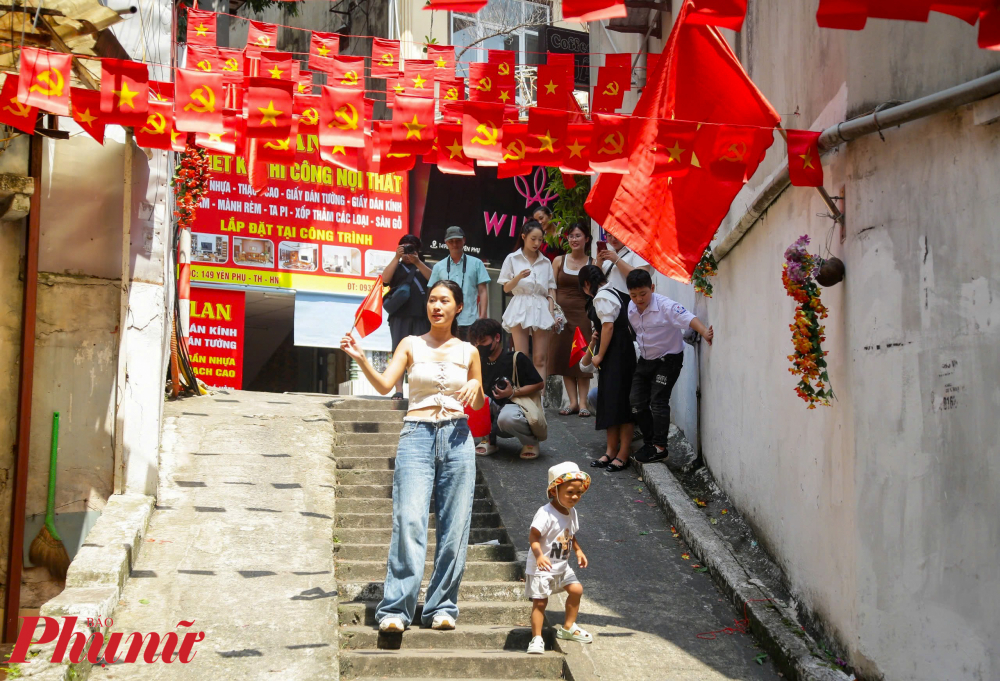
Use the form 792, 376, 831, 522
588, 113, 630, 173
686, 0, 748, 31
436, 123, 475, 175
295, 94, 321, 131
187, 8, 217, 46
469, 62, 500, 102
981, 5, 1000, 50
562, 0, 627, 22
330, 55, 365, 89
322, 142, 364, 172
375, 121, 416, 174
391, 95, 435, 155
525, 107, 567, 166
593, 66, 629, 112
0, 76, 37, 134
867, 0, 931, 21
440, 100, 465, 125
427, 45, 456, 74
536, 65, 572, 109
371, 38, 400, 78
187, 45, 221, 74
296, 72, 316, 96
195, 112, 240, 155
261, 51, 293, 80
497, 83, 516, 105
19, 48, 71, 115
568, 326, 589, 366
560, 123, 594, 175
462, 100, 504, 162
426, 0, 488, 12
310, 31, 340, 72
488, 49, 516, 84
353, 276, 384, 337
585, 0, 780, 283
498, 124, 531, 178
786, 129, 824, 187
175, 68, 225, 134
149, 81, 174, 102
816, 0, 868, 29
135, 101, 176, 150
402, 60, 436, 98
70, 88, 105, 143
246, 77, 294, 139
246, 21, 278, 55
440, 78, 465, 102
100, 59, 148, 122
320, 85, 366, 148
651, 120, 699, 178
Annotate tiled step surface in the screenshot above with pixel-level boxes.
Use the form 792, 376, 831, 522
331, 397, 564, 680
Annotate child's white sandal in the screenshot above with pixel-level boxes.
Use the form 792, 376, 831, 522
526, 635, 545, 654
556, 623, 592, 643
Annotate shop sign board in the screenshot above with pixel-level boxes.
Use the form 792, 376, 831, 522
189, 139, 408, 298
542, 26, 591, 89
189, 287, 245, 389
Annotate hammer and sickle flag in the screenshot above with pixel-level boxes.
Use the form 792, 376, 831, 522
19, 47, 71, 116
693, 123, 772, 182
593, 65, 629, 113
309, 31, 340, 73
70, 87, 106, 144
462, 100, 504, 162
374, 121, 416, 175
651, 119, 699, 178
175, 68, 225, 134
246, 77, 294, 139
588, 113, 631, 174
329, 55, 366, 89
426, 45, 456, 75
562, 0, 627, 22
319, 84, 366, 149
402, 59, 437, 99
100, 58, 148, 125
439, 78, 465, 103
218, 48, 245, 84
246, 20, 278, 58
186, 7, 217, 46
390, 94, 435, 156
186, 45, 222, 74
135, 101, 176, 151
468, 63, 500, 103
497, 123, 532, 179
257, 119, 298, 164
488, 49, 516, 85
371, 38, 400, 79
0, 76, 39, 135
295, 94, 321, 131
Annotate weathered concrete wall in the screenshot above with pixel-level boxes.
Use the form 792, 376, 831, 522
657, 4, 1000, 680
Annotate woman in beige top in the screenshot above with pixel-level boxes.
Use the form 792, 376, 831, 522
340, 279, 485, 634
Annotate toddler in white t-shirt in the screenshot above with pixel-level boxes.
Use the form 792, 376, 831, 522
525, 462, 592, 655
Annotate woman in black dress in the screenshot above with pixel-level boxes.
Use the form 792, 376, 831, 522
381, 234, 432, 399
578, 264, 635, 471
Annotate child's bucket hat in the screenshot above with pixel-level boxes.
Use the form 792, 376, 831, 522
547, 462, 591, 498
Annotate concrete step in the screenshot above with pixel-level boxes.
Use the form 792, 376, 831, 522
336, 560, 522, 582
337, 498, 494, 514
335, 421, 405, 435
334, 528, 508, 545
331, 410, 406, 423
337, 469, 486, 487
339, 601, 530, 628
331, 398, 408, 411
339, 625, 551, 651
335, 512, 502, 529
352, 678, 555, 681
334, 444, 399, 458
339, 581, 525, 603
336, 483, 492, 500
339, 649, 565, 679
335, 542, 516, 562
337, 456, 396, 470
337, 432, 403, 446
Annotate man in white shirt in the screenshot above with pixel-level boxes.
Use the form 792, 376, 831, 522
626, 269, 714, 464
596, 233, 651, 294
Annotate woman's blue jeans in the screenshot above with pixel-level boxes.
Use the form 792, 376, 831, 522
375, 418, 476, 627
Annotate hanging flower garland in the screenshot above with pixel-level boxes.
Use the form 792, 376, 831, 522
782, 236, 833, 408
172, 144, 212, 231
692, 247, 718, 297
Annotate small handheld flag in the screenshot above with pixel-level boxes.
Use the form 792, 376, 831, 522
353, 276, 384, 337
569, 326, 589, 366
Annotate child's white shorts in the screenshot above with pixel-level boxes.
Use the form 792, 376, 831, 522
524, 568, 579, 600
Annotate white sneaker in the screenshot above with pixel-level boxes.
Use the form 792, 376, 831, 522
379, 617, 405, 633
431, 614, 456, 630
526, 635, 545, 654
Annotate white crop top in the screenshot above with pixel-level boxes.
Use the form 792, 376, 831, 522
405, 336, 474, 422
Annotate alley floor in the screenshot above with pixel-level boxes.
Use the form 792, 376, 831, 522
478, 412, 781, 681
91, 392, 339, 680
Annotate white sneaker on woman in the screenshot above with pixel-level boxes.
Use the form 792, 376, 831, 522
379, 617, 405, 633
526, 635, 545, 654
431, 614, 456, 630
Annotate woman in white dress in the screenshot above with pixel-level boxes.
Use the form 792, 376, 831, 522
498, 221, 558, 381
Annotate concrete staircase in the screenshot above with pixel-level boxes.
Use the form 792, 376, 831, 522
331, 397, 566, 681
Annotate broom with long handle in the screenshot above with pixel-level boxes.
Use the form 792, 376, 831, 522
28, 412, 69, 581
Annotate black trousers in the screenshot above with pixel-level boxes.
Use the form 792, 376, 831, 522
629, 353, 683, 448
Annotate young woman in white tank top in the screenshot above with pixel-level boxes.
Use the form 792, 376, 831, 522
340, 279, 485, 633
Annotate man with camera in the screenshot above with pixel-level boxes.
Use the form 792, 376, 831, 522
380, 235, 433, 399
469, 319, 545, 459
427, 226, 491, 341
